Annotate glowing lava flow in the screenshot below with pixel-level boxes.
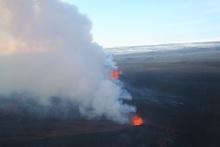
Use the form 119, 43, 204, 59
132, 115, 144, 126
111, 70, 122, 80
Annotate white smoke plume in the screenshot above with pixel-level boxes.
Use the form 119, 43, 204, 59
0, 0, 135, 123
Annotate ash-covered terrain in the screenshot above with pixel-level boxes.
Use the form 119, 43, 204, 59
1, 42, 220, 147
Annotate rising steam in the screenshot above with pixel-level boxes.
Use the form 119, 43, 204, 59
0, 0, 135, 123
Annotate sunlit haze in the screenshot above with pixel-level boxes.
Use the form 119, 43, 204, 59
63, 0, 220, 47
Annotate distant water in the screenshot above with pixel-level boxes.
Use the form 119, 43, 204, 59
106, 41, 220, 55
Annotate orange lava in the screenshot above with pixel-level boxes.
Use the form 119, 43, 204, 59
111, 70, 121, 80
132, 115, 144, 126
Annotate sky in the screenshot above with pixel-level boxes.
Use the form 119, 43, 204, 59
63, 0, 220, 48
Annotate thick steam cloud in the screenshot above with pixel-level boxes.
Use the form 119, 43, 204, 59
0, 0, 135, 123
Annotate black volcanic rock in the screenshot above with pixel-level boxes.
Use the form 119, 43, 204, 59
1, 43, 220, 147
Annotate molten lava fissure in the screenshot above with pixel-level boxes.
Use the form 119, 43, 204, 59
132, 115, 144, 126
111, 70, 122, 80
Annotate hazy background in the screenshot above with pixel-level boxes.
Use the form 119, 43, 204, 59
63, 0, 220, 47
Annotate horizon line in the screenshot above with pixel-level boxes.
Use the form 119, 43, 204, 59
104, 40, 220, 49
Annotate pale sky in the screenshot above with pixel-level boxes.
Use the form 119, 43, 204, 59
63, 0, 220, 47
